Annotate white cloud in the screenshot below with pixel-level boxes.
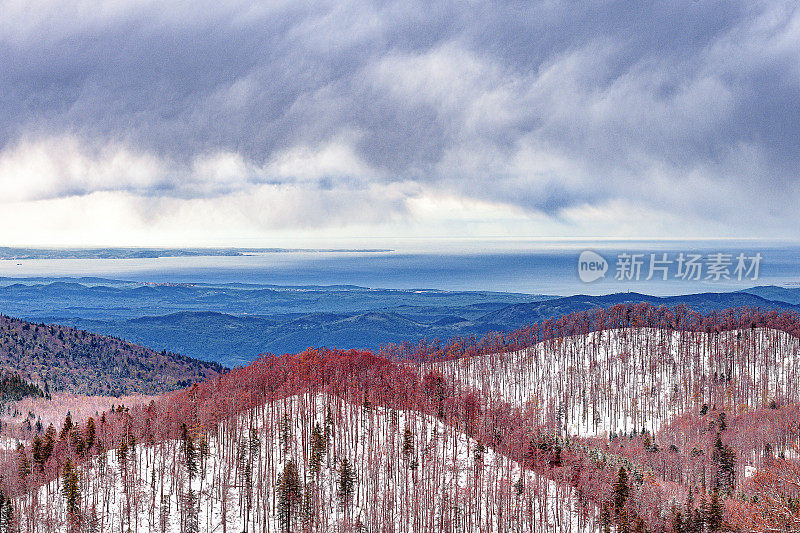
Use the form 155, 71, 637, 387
266, 137, 376, 183
0, 136, 166, 202
1, 0, 799, 245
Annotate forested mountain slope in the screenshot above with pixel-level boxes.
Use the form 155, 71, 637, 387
5, 303, 800, 532
0, 315, 223, 395
27, 393, 592, 532
430, 327, 800, 438
4, 278, 798, 366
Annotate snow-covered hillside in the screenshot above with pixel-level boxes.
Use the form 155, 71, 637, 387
430, 327, 800, 437
21, 393, 596, 532
0, 434, 25, 451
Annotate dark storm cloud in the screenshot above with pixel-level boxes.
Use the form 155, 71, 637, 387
1, 0, 799, 232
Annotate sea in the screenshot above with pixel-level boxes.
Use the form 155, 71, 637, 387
0, 240, 798, 296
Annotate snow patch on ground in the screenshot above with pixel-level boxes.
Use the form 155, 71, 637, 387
21, 393, 597, 532
430, 328, 800, 437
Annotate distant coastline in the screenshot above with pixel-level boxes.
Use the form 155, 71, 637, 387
0, 247, 393, 260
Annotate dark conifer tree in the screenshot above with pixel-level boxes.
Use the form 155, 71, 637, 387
338, 458, 355, 508
31, 436, 44, 472
277, 459, 302, 533
59, 412, 73, 441
707, 489, 723, 532
310, 423, 325, 477
712, 434, 736, 495
182, 489, 199, 533
402, 427, 414, 460
17, 442, 30, 483
614, 466, 630, 513
85, 417, 96, 452
181, 423, 198, 481
62, 458, 80, 518
43, 424, 56, 462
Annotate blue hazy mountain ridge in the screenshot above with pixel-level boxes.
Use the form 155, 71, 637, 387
477, 290, 800, 328
60, 290, 800, 366
0, 280, 540, 320
1, 279, 799, 366
736, 285, 800, 305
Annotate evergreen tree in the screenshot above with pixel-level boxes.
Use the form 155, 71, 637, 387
236, 438, 251, 488
181, 423, 198, 481
71, 430, 86, 457
0, 373, 45, 403
338, 458, 355, 507
117, 433, 129, 471
551, 443, 562, 466
59, 412, 73, 441
198, 434, 210, 466
706, 489, 723, 532
301, 483, 315, 527
698, 491, 708, 531
402, 427, 414, 460
683, 490, 699, 533
310, 423, 325, 477
85, 417, 96, 452
277, 459, 302, 533
684, 490, 694, 530
614, 466, 630, 513
249, 427, 260, 457
159, 494, 170, 533
514, 476, 524, 496
62, 458, 80, 517
182, 488, 199, 533
17, 442, 30, 483
712, 434, 736, 495
691, 508, 703, 533
473, 441, 486, 471
362, 391, 372, 413
617, 508, 630, 533
642, 431, 653, 451
43, 424, 56, 462
31, 437, 44, 472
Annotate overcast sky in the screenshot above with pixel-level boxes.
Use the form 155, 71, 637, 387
1, 0, 798, 247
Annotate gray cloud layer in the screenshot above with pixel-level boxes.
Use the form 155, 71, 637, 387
1, 0, 799, 241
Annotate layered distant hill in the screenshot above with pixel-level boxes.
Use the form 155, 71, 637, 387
476, 290, 800, 329
2, 278, 800, 365
0, 315, 223, 395
57, 289, 800, 365
0, 279, 541, 365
